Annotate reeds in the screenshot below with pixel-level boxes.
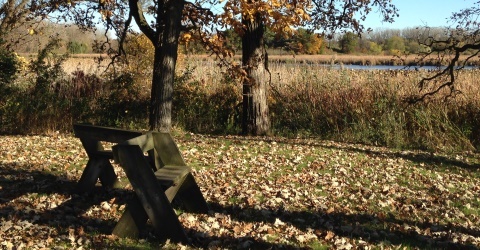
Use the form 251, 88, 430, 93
177, 57, 480, 151
2, 55, 480, 152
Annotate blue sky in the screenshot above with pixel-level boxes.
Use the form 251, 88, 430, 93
363, 0, 475, 29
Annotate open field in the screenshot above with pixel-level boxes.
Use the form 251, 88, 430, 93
1, 133, 479, 249
267, 54, 480, 66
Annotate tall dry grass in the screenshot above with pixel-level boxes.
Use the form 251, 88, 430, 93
187, 53, 480, 66
177, 56, 480, 151
180, 56, 480, 100
3, 53, 480, 151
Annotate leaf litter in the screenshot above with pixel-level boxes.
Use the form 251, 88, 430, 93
0, 133, 479, 249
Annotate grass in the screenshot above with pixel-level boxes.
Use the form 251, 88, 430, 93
1, 133, 480, 248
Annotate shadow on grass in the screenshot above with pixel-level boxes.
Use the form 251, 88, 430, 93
203, 135, 480, 171
0, 162, 308, 249
2, 159, 478, 249
321, 143, 480, 171
207, 202, 479, 250
0, 162, 131, 233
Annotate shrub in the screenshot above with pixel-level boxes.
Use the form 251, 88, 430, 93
173, 66, 241, 134
0, 37, 150, 134
267, 66, 477, 151
67, 41, 88, 54
3, 50, 480, 153
339, 32, 359, 54
0, 43, 19, 87
95, 72, 149, 129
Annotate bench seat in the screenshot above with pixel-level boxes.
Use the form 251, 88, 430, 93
155, 165, 191, 188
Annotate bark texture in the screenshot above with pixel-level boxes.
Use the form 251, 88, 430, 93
148, 0, 184, 132
241, 13, 270, 135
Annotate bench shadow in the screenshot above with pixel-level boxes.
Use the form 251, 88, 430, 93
0, 162, 128, 235
0, 162, 307, 248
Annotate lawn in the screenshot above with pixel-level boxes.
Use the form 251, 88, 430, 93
0, 133, 479, 249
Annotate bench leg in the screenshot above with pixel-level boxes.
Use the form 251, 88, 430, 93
76, 158, 119, 193
98, 159, 120, 189
174, 173, 209, 214
112, 196, 148, 238
116, 145, 190, 244
76, 159, 103, 193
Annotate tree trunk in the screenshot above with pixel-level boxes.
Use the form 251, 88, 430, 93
149, 0, 184, 132
241, 13, 270, 135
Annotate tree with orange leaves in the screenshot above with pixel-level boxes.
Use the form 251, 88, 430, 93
212, 0, 398, 135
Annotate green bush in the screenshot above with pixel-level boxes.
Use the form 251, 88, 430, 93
0, 38, 149, 134
173, 67, 241, 134
0, 43, 19, 87
0, 43, 19, 132
95, 72, 149, 129
67, 41, 88, 54
339, 32, 359, 54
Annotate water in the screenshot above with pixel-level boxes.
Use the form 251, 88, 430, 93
334, 64, 415, 70
321, 64, 477, 71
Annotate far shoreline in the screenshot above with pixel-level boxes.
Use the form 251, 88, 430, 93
17, 52, 480, 67
188, 54, 480, 67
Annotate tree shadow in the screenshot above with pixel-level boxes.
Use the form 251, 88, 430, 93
320, 143, 480, 171
3, 158, 478, 249
203, 135, 480, 171
187, 233, 310, 249
0, 162, 307, 248
0, 162, 128, 234
207, 202, 479, 250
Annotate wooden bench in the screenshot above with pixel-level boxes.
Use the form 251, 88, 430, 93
73, 124, 208, 242
73, 123, 143, 193
112, 132, 209, 242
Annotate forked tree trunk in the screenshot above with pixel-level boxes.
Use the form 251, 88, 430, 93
149, 0, 184, 132
241, 13, 270, 135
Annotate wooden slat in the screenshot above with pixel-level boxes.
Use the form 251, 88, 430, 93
115, 144, 189, 243
113, 133, 155, 163
152, 133, 186, 167
73, 124, 139, 192
171, 173, 209, 213
93, 150, 114, 159
112, 196, 148, 238
73, 123, 143, 143
75, 158, 105, 193
154, 165, 190, 189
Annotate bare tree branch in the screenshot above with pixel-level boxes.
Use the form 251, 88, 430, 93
128, 0, 156, 42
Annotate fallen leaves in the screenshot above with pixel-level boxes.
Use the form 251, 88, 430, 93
0, 134, 479, 249
180, 135, 480, 248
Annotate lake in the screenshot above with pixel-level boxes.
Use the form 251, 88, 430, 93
321, 64, 477, 71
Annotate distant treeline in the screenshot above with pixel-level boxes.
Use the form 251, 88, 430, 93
5, 21, 110, 54
7, 21, 469, 57
186, 27, 470, 56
